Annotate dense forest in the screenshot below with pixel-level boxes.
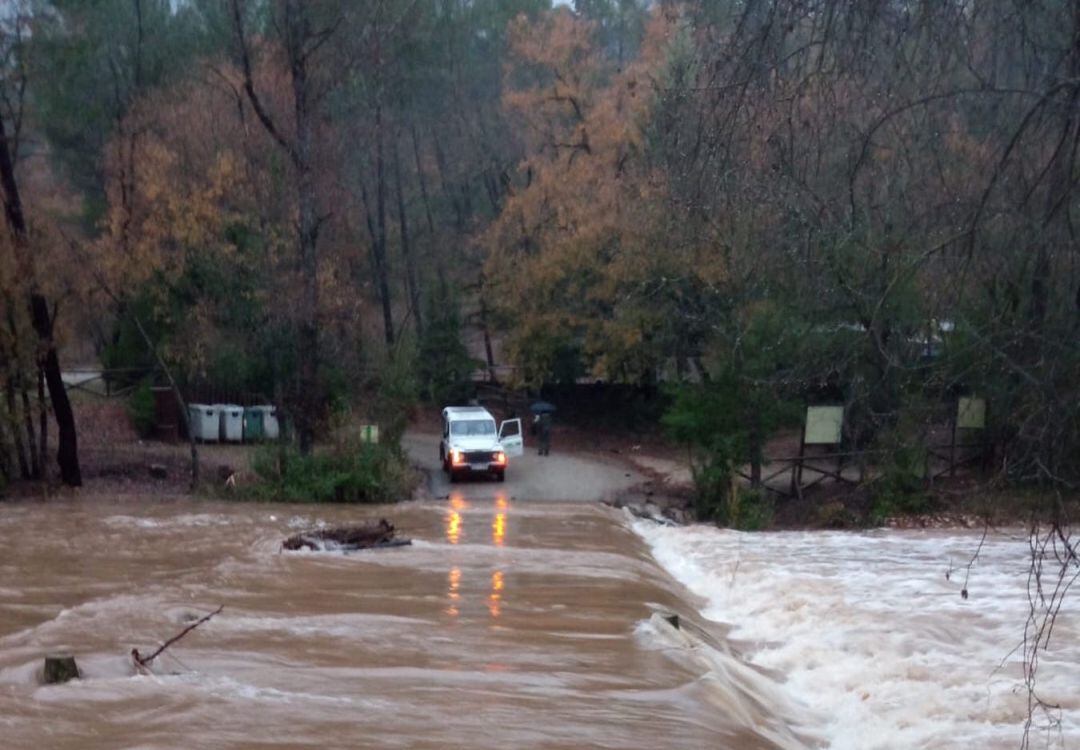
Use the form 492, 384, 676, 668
0, 0, 1077, 516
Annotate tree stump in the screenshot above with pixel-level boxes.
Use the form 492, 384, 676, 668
43, 654, 79, 684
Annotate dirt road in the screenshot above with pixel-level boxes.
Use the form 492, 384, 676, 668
402, 431, 644, 502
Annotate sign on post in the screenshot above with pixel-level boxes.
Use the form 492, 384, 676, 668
957, 397, 986, 430
804, 405, 844, 445
360, 424, 380, 444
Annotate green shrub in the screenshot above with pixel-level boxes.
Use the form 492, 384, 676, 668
687, 459, 774, 528
869, 432, 934, 522
817, 501, 856, 528
127, 380, 156, 438
247, 441, 411, 503
729, 488, 774, 530
688, 451, 737, 522
662, 303, 801, 529
664, 372, 775, 527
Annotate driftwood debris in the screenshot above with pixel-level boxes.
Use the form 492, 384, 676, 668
132, 605, 224, 668
43, 653, 80, 684
282, 519, 411, 552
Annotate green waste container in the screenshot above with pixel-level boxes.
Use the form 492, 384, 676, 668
243, 407, 265, 442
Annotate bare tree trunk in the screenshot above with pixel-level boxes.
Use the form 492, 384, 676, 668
18, 369, 38, 479
431, 129, 465, 232
393, 137, 422, 338
0, 115, 80, 486
749, 410, 762, 488
477, 282, 497, 383
0, 415, 10, 482
411, 124, 446, 295
373, 94, 395, 346
483, 172, 499, 214
4, 361, 29, 479
410, 124, 437, 238
37, 365, 46, 481
287, 0, 320, 456
0, 318, 29, 479
29, 295, 80, 485
0, 354, 11, 483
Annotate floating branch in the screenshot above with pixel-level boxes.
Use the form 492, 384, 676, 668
132, 605, 224, 668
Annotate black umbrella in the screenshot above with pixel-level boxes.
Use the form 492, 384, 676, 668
530, 400, 557, 414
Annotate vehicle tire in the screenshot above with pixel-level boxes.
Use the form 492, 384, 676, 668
496, 470, 505, 482
449, 470, 458, 484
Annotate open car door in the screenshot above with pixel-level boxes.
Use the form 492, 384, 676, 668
498, 418, 524, 457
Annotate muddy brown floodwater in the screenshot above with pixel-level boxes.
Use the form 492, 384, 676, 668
0, 495, 803, 750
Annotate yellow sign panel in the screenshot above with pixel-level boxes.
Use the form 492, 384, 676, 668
804, 405, 844, 445
957, 398, 986, 430
360, 424, 380, 443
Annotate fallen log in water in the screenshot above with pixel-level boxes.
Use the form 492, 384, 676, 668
282, 519, 411, 552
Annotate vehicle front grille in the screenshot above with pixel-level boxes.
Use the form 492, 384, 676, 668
463, 451, 496, 464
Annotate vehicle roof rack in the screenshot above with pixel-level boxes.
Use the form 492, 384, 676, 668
443, 405, 492, 416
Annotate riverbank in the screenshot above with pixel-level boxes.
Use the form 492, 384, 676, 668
4, 399, 1069, 534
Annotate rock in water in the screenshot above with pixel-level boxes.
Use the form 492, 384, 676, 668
282, 519, 410, 551
43, 654, 79, 684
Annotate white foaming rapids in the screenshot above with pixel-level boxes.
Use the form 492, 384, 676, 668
632, 522, 1079, 750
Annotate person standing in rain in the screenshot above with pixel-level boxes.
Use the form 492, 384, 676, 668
535, 412, 551, 456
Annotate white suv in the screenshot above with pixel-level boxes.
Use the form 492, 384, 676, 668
439, 406, 524, 482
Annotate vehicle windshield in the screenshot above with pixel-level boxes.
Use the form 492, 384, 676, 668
451, 419, 496, 436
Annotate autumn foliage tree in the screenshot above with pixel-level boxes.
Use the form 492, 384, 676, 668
484, 2, 1079, 507
487, 9, 685, 386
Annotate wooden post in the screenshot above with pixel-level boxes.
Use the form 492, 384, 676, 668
791, 428, 806, 501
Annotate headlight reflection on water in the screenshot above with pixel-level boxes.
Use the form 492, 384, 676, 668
446, 493, 467, 545
445, 566, 461, 617
443, 493, 510, 620
488, 570, 504, 618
